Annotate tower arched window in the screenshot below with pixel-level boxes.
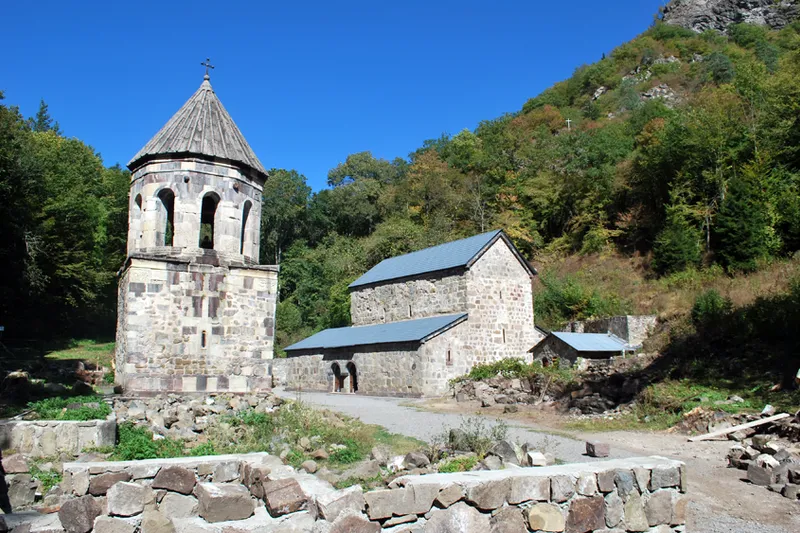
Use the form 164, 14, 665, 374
240, 200, 252, 255
199, 192, 220, 250
133, 194, 143, 247
157, 189, 175, 247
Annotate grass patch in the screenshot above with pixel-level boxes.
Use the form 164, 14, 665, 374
29, 459, 62, 493
45, 339, 114, 369
27, 396, 111, 421
438, 455, 478, 473
110, 423, 184, 461
333, 474, 384, 490
451, 358, 574, 385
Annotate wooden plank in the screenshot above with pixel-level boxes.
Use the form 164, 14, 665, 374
688, 413, 790, 442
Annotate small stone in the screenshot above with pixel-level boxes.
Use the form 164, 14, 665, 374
93, 516, 136, 533
328, 513, 380, 533
756, 453, 780, 469
263, 478, 308, 517
527, 451, 548, 467
551, 475, 576, 503
747, 463, 777, 486
299, 436, 311, 450
426, 501, 490, 533
761, 404, 776, 416
384, 514, 417, 527
196, 482, 254, 523
140, 509, 175, 533
2, 453, 29, 474
481, 455, 504, 470
403, 451, 430, 469
152, 466, 196, 495
576, 474, 598, 496
435, 483, 465, 508
645, 490, 673, 526
158, 493, 199, 518
596, 471, 615, 493
782, 484, 800, 500
671, 495, 688, 525
614, 470, 638, 500
604, 491, 623, 528
370, 445, 391, 466
649, 466, 681, 490
490, 506, 526, 533
526, 503, 565, 532
585, 441, 610, 458
88, 472, 132, 496
242, 463, 270, 499
488, 441, 520, 466
59, 495, 103, 533
565, 495, 605, 533
212, 461, 240, 483
632, 467, 650, 492
108, 481, 146, 517
503, 405, 519, 414
301, 460, 318, 474
311, 449, 329, 460
623, 492, 648, 532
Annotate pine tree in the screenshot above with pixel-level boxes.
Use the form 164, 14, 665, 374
28, 99, 61, 134
653, 208, 702, 274
714, 173, 772, 272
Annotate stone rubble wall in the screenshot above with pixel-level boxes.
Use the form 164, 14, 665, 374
564, 315, 657, 347
49, 453, 686, 533
116, 255, 277, 394
128, 158, 263, 261
0, 415, 116, 457
350, 270, 468, 326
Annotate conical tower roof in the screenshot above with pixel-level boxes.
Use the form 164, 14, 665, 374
128, 76, 267, 179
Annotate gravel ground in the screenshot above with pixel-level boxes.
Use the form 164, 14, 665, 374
277, 389, 800, 533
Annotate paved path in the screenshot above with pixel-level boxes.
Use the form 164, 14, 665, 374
276, 389, 631, 464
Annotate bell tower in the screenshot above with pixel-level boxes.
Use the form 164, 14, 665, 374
115, 67, 278, 394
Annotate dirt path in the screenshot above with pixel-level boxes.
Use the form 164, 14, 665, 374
280, 390, 800, 533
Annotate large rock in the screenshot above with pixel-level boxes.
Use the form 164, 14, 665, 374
108, 481, 146, 517
585, 441, 609, 458
662, 0, 800, 34
645, 490, 674, 526
623, 492, 649, 532
488, 441, 519, 466
158, 493, 199, 519
435, 484, 465, 508
508, 475, 549, 504
196, 482, 254, 523
328, 513, 380, 533
490, 506, 527, 533
7, 474, 37, 508
211, 461, 240, 483
140, 510, 175, 533
312, 485, 365, 522
152, 466, 196, 495
425, 501, 490, 533
403, 452, 430, 469
364, 488, 403, 520
263, 478, 308, 517
551, 475, 576, 503
340, 459, 381, 481
88, 472, 132, 496
242, 463, 271, 499
466, 478, 511, 510
565, 495, 605, 533
604, 491, 624, 528
526, 503, 565, 532
2, 454, 29, 474
93, 516, 136, 533
59, 495, 103, 533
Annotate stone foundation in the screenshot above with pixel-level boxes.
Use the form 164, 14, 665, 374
0, 415, 116, 457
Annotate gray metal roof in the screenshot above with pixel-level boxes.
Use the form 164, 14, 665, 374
128, 76, 268, 179
284, 313, 467, 352
551, 332, 630, 352
350, 230, 534, 289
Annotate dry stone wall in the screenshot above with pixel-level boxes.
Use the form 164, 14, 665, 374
0, 415, 116, 457
116, 252, 277, 394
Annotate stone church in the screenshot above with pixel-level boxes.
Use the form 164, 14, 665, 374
115, 73, 278, 394
282, 230, 541, 397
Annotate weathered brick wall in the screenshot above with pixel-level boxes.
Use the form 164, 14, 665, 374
116, 252, 277, 394
128, 158, 263, 262
350, 271, 467, 326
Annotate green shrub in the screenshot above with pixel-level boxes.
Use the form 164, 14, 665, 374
112, 423, 183, 461
534, 273, 631, 329
446, 417, 509, 458
438, 455, 479, 473
329, 439, 362, 464
649, 22, 696, 42
453, 358, 574, 385
29, 462, 62, 493
28, 396, 111, 421
691, 289, 732, 326
704, 52, 736, 83
189, 442, 217, 457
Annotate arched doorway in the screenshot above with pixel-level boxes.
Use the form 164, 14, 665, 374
331, 363, 346, 393
346, 362, 358, 393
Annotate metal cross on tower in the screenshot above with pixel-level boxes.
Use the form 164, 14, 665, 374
201, 58, 215, 78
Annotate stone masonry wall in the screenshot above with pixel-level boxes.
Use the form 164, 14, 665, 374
0, 415, 116, 458
128, 158, 263, 261
116, 255, 278, 394
350, 270, 467, 326
284, 347, 424, 397
464, 238, 539, 365
564, 315, 657, 347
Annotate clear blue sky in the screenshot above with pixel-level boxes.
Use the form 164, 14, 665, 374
2, 1, 664, 191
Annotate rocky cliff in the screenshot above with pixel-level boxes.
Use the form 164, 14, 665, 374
662, 0, 799, 33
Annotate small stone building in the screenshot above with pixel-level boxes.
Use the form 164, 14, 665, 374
115, 74, 278, 394
283, 230, 541, 397
562, 315, 657, 348
531, 332, 633, 366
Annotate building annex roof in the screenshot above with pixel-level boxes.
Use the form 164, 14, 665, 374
349, 229, 535, 289
550, 332, 631, 352
284, 313, 467, 352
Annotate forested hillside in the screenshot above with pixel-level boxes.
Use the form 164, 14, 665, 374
2, 16, 800, 357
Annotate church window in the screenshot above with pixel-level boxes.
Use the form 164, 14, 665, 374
157, 188, 175, 246
408, 304, 412, 318
502, 328, 506, 343
201, 330, 207, 348
240, 200, 252, 255
199, 192, 220, 249
446, 350, 452, 366
134, 193, 142, 213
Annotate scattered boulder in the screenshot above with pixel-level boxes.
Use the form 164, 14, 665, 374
196, 482, 254, 523
403, 452, 430, 469
301, 460, 318, 474
7, 474, 37, 508
2, 454, 29, 474
152, 466, 196, 495
488, 441, 519, 466
107, 481, 146, 517
263, 478, 308, 517
59, 495, 103, 533
585, 441, 610, 458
